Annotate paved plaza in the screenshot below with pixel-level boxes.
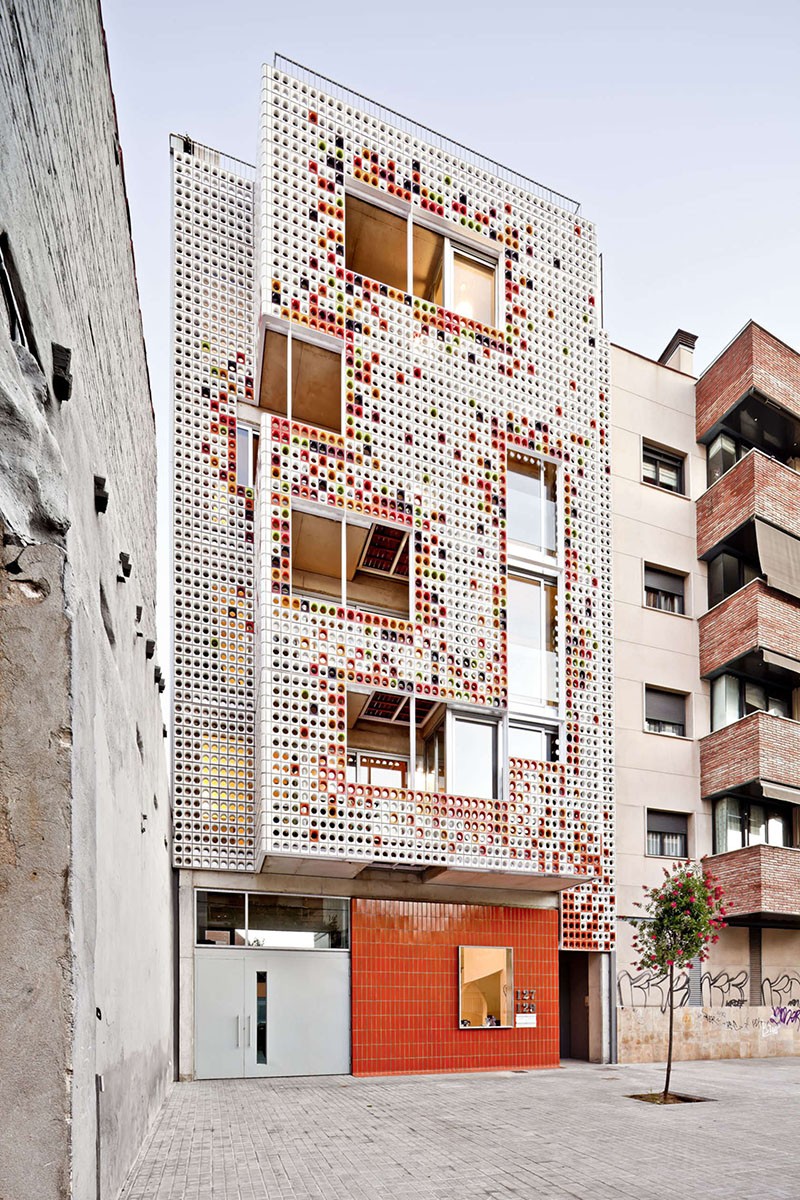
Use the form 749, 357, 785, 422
120, 1058, 800, 1200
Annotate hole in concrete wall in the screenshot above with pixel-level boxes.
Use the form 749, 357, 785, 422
136, 726, 144, 759
99, 582, 115, 647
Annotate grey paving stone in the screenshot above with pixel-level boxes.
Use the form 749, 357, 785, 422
119, 1058, 800, 1200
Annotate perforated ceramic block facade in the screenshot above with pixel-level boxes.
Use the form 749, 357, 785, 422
350, 900, 559, 1075
252, 68, 615, 951
171, 140, 258, 870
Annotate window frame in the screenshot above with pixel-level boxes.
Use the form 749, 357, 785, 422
707, 432, 748, 487
345, 185, 500, 329
646, 809, 690, 859
194, 889, 351, 951
642, 442, 685, 495
644, 685, 688, 738
506, 568, 559, 717
713, 796, 793, 854
707, 550, 762, 609
290, 501, 412, 620
643, 564, 686, 615
447, 709, 501, 801
506, 452, 559, 565
508, 717, 560, 764
235, 422, 259, 489
258, 321, 344, 434
710, 672, 792, 731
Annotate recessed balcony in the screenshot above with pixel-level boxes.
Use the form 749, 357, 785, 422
696, 320, 800, 444
696, 449, 800, 560
699, 579, 800, 679
705, 843, 800, 924
700, 710, 800, 801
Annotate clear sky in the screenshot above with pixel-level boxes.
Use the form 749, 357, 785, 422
102, 0, 800, 663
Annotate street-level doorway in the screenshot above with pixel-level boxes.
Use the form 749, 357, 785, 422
193, 890, 351, 1079
195, 948, 350, 1078
559, 949, 590, 1060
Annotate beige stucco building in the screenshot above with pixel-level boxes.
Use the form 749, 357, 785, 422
612, 326, 800, 1062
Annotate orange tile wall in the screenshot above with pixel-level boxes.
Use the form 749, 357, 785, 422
351, 899, 559, 1076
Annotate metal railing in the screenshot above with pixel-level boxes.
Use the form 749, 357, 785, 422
273, 54, 581, 215
171, 133, 256, 179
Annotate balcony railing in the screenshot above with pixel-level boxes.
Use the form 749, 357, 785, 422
700, 710, 800, 798
696, 449, 800, 559
699, 578, 800, 677
705, 843, 800, 920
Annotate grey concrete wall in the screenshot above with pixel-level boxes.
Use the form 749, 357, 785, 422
0, 2, 173, 1197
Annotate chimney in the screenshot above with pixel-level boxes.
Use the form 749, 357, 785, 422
658, 329, 698, 375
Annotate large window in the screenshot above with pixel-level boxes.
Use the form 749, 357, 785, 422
707, 551, 761, 608
450, 715, 498, 800
644, 565, 685, 614
645, 687, 686, 737
291, 507, 411, 618
646, 810, 689, 858
459, 946, 513, 1029
710, 674, 791, 730
345, 192, 497, 327
196, 891, 349, 950
707, 432, 746, 486
508, 719, 559, 763
713, 797, 791, 853
259, 328, 342, 433
507, 457, 557, 558
642, 443, 685, 494
507, 573, 558, 710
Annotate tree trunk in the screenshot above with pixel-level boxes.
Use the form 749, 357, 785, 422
663, 962, 674, 1101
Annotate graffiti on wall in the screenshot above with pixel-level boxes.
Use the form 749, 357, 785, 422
617, 969, 690, 1012
701, 969, 748, 1008
618, 968, 748, 1009
770, 1006, 800, 1027
761, 972, 800, 1008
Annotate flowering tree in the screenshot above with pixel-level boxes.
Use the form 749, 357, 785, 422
629, 862, 726, 1100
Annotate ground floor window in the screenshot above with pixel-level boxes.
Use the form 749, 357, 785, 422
196, 890, 349, 949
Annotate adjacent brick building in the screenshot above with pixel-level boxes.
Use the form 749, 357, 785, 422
613, 321, 800, 1061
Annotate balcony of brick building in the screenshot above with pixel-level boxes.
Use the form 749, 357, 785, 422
696, 320, 800, 445
696, 448, 800, 560
705, 843, 800, 923
700, 709, 800, 801
699, 578, 800, 680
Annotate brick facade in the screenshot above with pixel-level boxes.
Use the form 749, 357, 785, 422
700, 709, 800, 797
696, 449, 800, 558
699, 579, 800, 677
696, 321, 800, 441
706, 844, 800, 918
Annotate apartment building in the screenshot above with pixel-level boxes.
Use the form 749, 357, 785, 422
613, 323, 800, 1060
171, 59, 615, 1078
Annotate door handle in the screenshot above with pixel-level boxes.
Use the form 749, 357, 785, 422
247, 1015, 252, 1047
235, 1014, 240, 1047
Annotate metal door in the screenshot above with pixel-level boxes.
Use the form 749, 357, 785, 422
195, 954, 245, 1079
243, 950, 350, 1077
